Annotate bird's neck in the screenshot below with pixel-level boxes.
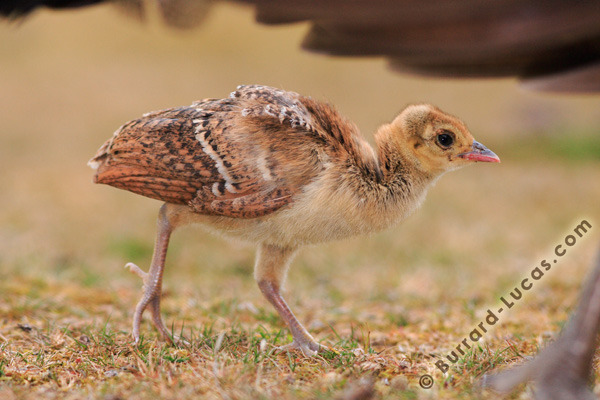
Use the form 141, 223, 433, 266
330, 130, 437, 235
373, 125, 434, 190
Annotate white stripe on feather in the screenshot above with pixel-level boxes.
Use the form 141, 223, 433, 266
194, 122, 237, 194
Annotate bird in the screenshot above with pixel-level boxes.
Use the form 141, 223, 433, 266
88, 84, 500, 355
2, 0, 600, 91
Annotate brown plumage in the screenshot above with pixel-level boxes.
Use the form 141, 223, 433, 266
89, 85, 499, 355
4, 1, 600, 91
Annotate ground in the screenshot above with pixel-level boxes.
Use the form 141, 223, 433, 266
1, 3, 600, 399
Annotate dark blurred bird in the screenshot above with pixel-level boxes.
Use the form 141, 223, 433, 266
2, 0, 600, 92
88, 85, 499, 354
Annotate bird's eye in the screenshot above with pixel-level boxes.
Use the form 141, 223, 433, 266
436, 132, 454, 149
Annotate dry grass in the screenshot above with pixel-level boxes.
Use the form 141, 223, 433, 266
1, 3, 600, 399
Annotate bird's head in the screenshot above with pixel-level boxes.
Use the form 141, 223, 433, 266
384, 104, 500, 176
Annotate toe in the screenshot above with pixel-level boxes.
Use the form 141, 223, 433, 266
125, 262, 148, 279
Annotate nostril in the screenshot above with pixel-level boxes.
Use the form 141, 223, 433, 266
472, 141, 486, 151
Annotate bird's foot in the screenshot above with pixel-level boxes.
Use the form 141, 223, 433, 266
276, 339, 333, 357
124, 262, 172, 344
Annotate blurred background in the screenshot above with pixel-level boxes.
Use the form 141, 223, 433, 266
1, 2, 600, 391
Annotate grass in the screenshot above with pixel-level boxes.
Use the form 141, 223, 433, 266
1, 3, 600, 399
1, 172, 599, 400
3, 160, 600, 400
0, 281, 422, 399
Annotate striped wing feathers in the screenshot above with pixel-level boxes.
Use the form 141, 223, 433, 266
90, 86, 338, 218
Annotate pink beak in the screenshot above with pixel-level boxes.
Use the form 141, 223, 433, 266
458, 141, 500, 163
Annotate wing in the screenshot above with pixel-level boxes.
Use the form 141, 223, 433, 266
89, 104, 224, 206
89, 86, 335, 218
230, 85, 381, 181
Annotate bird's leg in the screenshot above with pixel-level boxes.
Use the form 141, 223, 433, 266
481, 249, 600, 399
255, 244, 324, 356
125, 203, 176, 343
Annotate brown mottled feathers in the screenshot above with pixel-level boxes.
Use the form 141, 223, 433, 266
90, 85, 380, 218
